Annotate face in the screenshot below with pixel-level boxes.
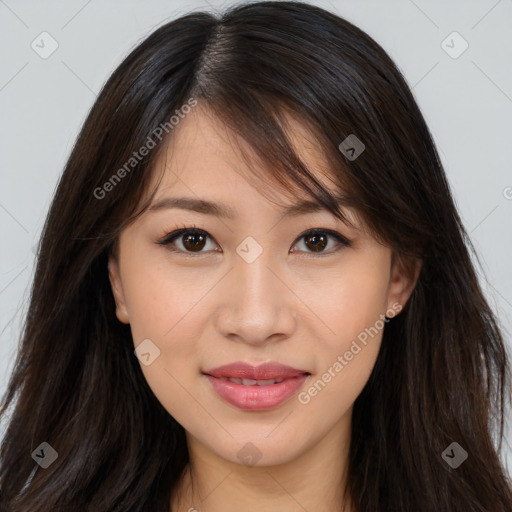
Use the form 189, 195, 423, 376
108, 105, 417, 467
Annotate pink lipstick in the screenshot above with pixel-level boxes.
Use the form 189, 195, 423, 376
203, 362, 310, 411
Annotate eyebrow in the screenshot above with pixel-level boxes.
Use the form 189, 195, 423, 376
147, 196, 349, 219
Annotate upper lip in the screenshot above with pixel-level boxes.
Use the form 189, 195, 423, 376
204, 362, 310, 380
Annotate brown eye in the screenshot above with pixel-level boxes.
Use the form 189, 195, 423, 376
303, 232, 328, 252
292, 229, 351, 255
158, 228, 217, 254
181, 232, 207, 252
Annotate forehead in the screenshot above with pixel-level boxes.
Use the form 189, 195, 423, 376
149, 102, 343, 209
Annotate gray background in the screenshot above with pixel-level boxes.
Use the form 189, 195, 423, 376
1, 0, 511, 473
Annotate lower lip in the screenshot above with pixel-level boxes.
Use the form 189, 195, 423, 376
204, 374, 309, 411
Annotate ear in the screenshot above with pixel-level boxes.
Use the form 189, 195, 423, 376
386, 252, 421, 315
108, 255, 130, 324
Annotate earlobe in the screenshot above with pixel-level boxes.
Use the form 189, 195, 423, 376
386, 254, 422, 315
107, 255, 130, 324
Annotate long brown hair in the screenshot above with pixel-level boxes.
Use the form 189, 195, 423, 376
1, 1, 511, 510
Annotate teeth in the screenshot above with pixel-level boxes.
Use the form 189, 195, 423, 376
223, 377, 285, 385
257, 379, 277, 386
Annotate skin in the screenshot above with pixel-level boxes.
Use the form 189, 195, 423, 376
108, 104, 419, 512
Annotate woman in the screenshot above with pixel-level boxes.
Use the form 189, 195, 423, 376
1, 1, 511, 510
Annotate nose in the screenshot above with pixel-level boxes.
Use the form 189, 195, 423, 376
215, 251, 297, 346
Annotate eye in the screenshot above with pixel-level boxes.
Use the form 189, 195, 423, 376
157, 225, 351, 256
291, 228, 351, 255
157, 225, 218, 255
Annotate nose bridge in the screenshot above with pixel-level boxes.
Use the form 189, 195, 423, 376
233, 234, 282, 301
235, 249, 278, 305
217, 244, 296, 344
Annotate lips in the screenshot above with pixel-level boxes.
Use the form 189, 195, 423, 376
203, 362, 310, 411
204, 361, 308, 380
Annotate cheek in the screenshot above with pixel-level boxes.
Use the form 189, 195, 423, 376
120, 245, 213, 344
295, 254, 390, 351
119, 253, 211, 428
294, 255, 389, 404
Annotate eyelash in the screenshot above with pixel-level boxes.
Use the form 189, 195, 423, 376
156, 224, 351, 257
